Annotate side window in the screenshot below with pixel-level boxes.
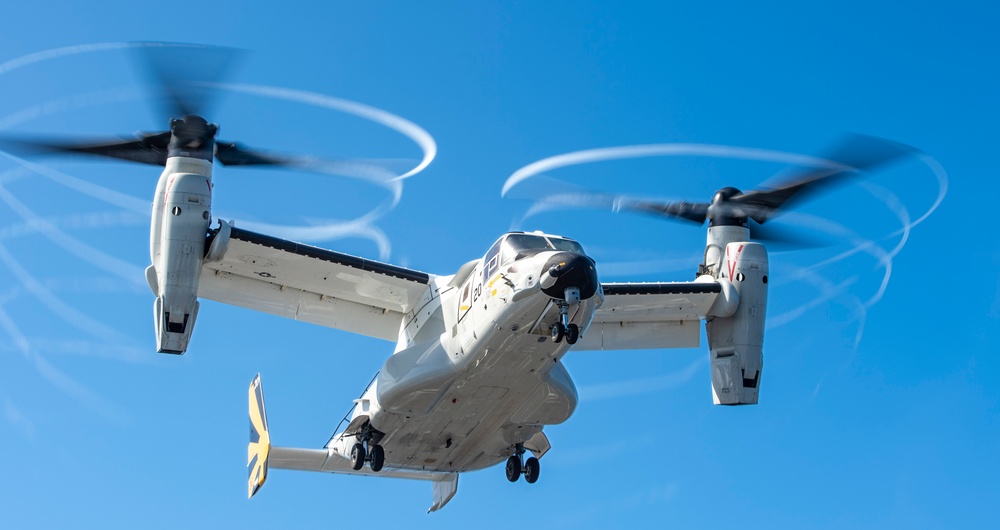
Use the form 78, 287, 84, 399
458, 279, 471, 322
483, 238, 502, 281
485, 254, 499, 279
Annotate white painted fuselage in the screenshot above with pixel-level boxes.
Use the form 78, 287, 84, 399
327, 247, 602, 473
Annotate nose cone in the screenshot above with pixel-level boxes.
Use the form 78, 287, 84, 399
539, 252, 599, 300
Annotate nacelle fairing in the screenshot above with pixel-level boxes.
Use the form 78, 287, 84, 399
706, 240, 768, 405
149, 159, 213, 354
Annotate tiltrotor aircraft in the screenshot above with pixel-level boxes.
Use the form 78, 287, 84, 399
2, 44, 913, 512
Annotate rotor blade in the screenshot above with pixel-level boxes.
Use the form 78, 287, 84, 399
0, 132, 170, 166
501, 174, 625, 214
214, 143, 411, 188
506, 174, 709, 224
615, 198, 710, 224
735, 134, 917, 223
133, 42, 244, 122
748, 219, 829, 250
215, 142, 288, 166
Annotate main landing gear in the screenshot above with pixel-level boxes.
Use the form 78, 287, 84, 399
350, 442, 385, 472
550, 286, 581, 345
350, 423, 386, 472
505, 443, 540, 484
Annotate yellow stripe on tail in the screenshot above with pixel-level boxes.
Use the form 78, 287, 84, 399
247, 374, 271, 499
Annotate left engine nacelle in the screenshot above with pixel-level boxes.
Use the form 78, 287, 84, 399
149, 172, 212, 354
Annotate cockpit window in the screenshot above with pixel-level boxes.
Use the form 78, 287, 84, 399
548, 237, 584, 253
500, 233, 584, 265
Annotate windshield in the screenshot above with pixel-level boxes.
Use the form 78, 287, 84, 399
500, 233, 584, 265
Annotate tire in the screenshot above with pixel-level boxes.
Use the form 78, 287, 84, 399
505, 455, 521, 482
551, 323, 565, 343
524, 457, 540, 484
368, 444, 385, 472
350, 443, 366, 471
566, 323, 580, 345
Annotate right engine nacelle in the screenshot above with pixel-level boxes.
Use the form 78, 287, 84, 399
706, 242, 768, 405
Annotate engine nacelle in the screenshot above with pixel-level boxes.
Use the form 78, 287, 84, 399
152, 171, 212, 354
706, 242, 768, 405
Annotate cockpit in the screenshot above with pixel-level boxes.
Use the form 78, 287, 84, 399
482, 232, 586, 280
500, 233, 584, 265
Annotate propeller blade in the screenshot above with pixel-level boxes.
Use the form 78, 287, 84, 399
748, 219, 829, 250
504, 175, 628, 213
133, 42, 243, 122
214, 142, 288, 166
0, 132, 171, 166
505, 174, 708, 223
734, 134, 917, 223
214, 144, 412, 189
616, 198, 709, 224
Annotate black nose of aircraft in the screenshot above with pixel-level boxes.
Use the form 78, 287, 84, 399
539, 252, 599, 300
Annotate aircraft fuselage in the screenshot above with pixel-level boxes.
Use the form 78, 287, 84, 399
327, 235, 601, 473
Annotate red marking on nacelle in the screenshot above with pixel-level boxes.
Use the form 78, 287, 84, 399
726, 244, 745, 280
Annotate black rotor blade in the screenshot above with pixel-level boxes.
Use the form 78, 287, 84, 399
506, 174, 710, 225
214, 142, 289, 166
0, 132, 171, 166
133, 42, 243, 122
748, 219, 829, 250
616, 198, 710, 225
735, 134, 917, 223
214, 142, 414, 186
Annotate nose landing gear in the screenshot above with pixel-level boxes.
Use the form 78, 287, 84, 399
504, 443, 541, 484
550, 286, 581, 345
505, 454, 521, 482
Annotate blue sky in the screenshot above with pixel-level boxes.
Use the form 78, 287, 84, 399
0, 2, 996, 528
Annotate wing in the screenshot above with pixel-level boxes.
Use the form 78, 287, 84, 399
574, 281, 724, 351
199, 226, 434, 341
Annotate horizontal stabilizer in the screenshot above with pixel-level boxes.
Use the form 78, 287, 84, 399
269, 446, 459, 512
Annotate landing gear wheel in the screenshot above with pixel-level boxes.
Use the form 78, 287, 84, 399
524, 457, 540, 484
505, 455, 522, 482
566, 323, 580, 345
350, 443, 366, 471
550, 323, 565, 343
369, 444, 385, 472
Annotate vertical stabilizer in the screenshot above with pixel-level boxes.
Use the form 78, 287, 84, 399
248, 374, 271, 498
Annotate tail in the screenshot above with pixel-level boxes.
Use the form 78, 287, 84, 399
247, 374, 271, 499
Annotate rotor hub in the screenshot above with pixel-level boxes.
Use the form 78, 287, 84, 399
708, 186, 748, 227
168, 115, 218, 161
712, 186, 743, 204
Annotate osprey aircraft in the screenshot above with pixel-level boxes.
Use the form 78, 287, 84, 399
1, 44, 914, 512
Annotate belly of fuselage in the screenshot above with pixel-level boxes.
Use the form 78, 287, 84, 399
371, 293, 595, 473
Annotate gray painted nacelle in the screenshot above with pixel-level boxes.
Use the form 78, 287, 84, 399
146, 158, 214, 354
703, 226, 768, 405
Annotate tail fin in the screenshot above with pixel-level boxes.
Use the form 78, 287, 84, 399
248, 374, 271, 498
